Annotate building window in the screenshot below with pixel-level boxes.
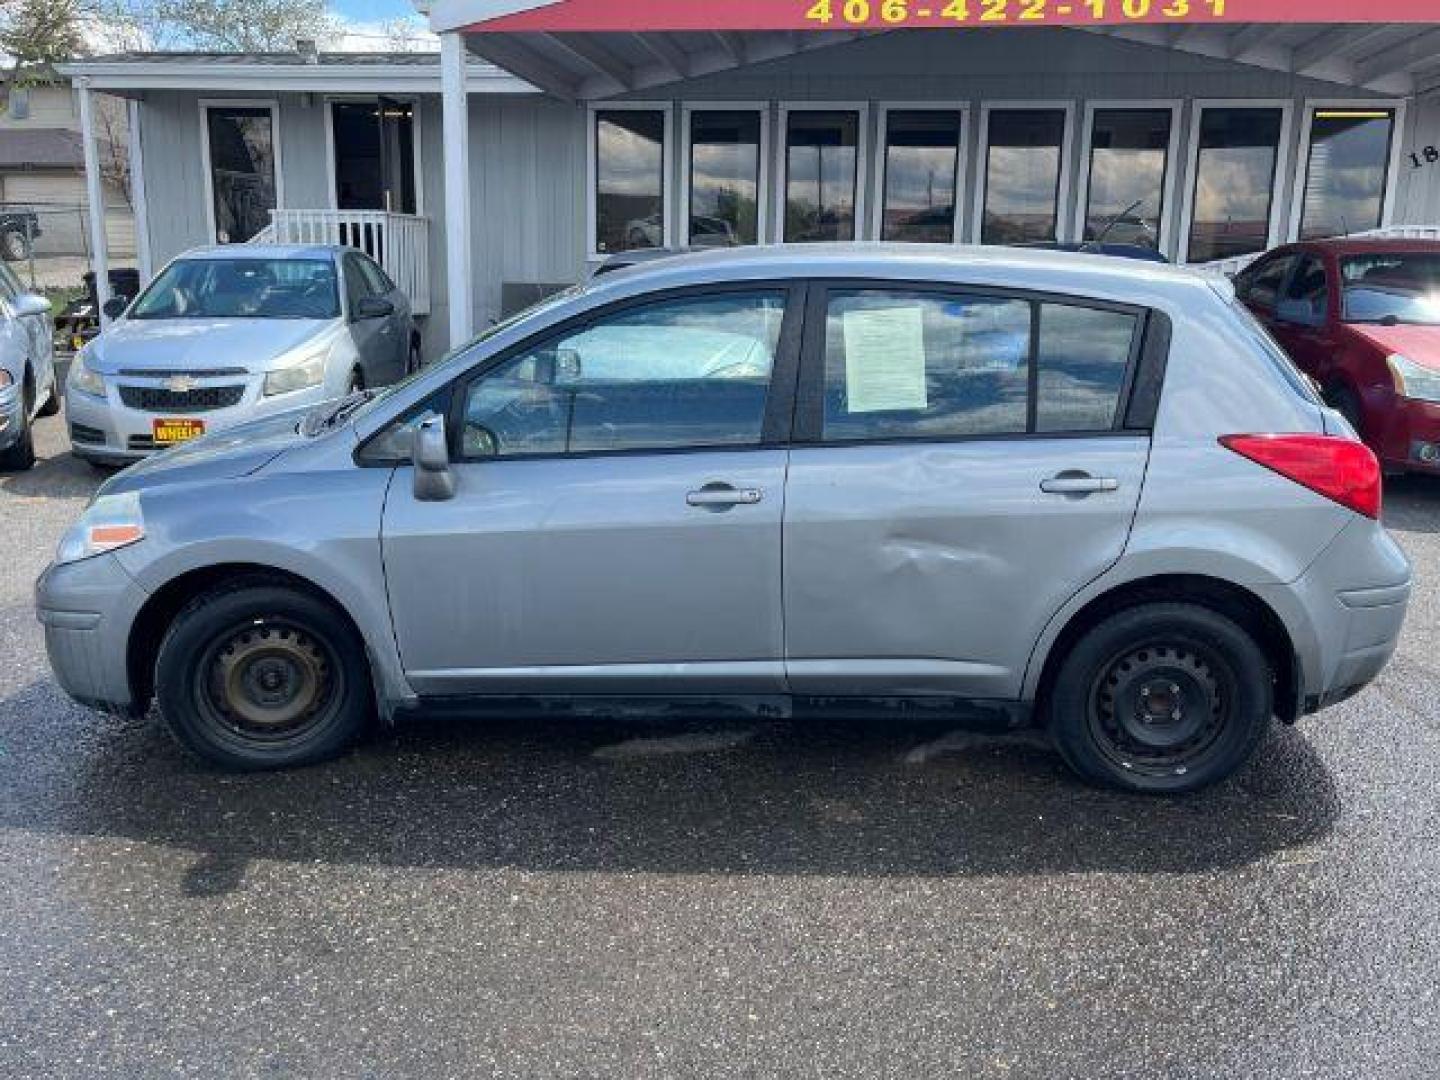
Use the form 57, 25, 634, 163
1082, 108, 1173, 252
594, 108, 667, 255
981, 109, 1067, 245
1186, 107, 1284, 263
879, 110, 964, 243
687, 110, 762, 247
204, 104, 278, 245
783, 110, 861, 242
1298, 108, 1396, 240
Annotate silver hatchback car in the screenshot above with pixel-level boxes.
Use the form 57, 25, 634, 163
36, 246, 1411, 793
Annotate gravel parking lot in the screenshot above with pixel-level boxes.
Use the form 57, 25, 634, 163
2, 412, 1438, 1078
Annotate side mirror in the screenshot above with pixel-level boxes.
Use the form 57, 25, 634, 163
355, 295, 394, 320
412, 414, 455, 502
1275, 298, 1323, 327
101, 295, 128, 320
14, 293, 53, 318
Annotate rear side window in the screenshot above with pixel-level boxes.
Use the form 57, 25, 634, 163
819, 288, 1140, 442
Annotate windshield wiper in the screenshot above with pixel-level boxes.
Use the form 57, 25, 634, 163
300, 389, 376, 436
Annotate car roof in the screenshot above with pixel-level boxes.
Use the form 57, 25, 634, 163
583, 242, 1216, 308
1285, 238, 1440, 257
175, 244, 345, 262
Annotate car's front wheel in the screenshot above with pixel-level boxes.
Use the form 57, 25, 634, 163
0, 379, 36, 471
0, 227, 31, 262
155, 581, 372, 770
1045, 603, 1272, 794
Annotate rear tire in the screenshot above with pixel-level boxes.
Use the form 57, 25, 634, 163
0, 379, 36, 471
155, 582, 372, 770
1045, 603, 1272, 794
0, 228, 31, 262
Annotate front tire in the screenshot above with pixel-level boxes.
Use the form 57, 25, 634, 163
1045, 603, 1272, 794
155, 582, 372, 770
0, 379, 36, 471
0, 228, 31, 262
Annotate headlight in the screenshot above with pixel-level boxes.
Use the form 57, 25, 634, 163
55, 491, 145, 565
1387, 354, 1440, 404
263, 348, 328, 397
68, 352, 105, 397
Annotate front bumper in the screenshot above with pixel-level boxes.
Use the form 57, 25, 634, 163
36, 552, 151, 713
1371, 392, 1440, 473
65, 374, 331, 463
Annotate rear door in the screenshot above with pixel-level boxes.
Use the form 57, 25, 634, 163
1268, 252, 1336, 384
781, 282, 1156, 699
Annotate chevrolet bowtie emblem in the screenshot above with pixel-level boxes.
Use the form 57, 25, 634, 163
165, 375, 198, 393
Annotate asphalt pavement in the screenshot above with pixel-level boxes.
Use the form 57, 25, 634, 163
2, 413, 1438, 1078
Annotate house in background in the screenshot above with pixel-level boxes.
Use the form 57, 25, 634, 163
0, 65, 134, 276
58, 12, 1440, 361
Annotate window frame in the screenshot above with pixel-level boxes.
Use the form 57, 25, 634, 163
1177, 99, 1294, 266
440, 281, 808, 465
586, 101, 675, 261
198, 98, 284, 246
776, 102, 871, 244
972, 100, 1076, 246
1287, 98, 1406, 243
1072, 99, 1182, 258
791, 278, 1155, 447
872, 103, 969, 246
679, 101, 771, 248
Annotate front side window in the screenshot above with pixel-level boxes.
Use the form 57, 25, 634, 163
821, 289, 1139, 442
1280, 255, 1329, 321
460, 292, 786, 458
205, 105, 277, 244
130, 258, 340, 320
1240, 254, 1295, 310
784, 110, 860, 242
1340, 253, 1440, 325
594, 109, 667, 255
1187, 107, 1283, 263
688, 110, 761, 247
880, 110, 963, 243
1299, 109, 1396, 240
1083, 108, 1172, 251
981, 109, 1067, 245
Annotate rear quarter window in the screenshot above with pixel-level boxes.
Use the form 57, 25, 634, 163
1228, 298, 1322, 405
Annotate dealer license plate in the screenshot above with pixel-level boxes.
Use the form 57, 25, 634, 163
152, 418, 206, 446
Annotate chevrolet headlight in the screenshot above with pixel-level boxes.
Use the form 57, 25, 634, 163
1387, 354, 1440, 404
69, 351, 106, 398
55, 491, 145, 565
263, 349, 328, 397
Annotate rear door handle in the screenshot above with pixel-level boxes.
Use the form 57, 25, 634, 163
1040, 475, 1119, 494
687, 485, 763, 508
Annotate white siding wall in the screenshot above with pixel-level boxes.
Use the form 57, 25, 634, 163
1398, 89, 1440, 226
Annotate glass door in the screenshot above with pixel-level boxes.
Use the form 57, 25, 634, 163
331, 99, 416, 213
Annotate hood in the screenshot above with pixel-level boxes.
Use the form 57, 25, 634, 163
99, 406, 318, 496
87, 317, 337, 374
1349, 323, 1440, 370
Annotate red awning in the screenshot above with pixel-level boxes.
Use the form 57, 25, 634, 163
465, 0, 1439, 33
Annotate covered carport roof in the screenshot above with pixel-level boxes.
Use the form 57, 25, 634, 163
426, 0, 1440, 99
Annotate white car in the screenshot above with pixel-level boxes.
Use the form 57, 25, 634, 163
65, 245, 418, 466
0, 262, 58, 472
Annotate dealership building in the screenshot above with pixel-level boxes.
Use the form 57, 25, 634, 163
61, 2, 1440, 355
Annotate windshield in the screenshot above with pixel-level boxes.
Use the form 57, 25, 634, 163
1340, 253, 1440, 325
130, 257, 341, 320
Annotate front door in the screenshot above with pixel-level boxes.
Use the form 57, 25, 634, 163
331, 99, 416, 213
782, 283, 1152, 699
381, 286, 801, 695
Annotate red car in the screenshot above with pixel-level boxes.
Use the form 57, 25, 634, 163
1235, 239, 1440, 475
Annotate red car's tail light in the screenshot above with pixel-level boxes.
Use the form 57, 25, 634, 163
1220, 433, 1382, 520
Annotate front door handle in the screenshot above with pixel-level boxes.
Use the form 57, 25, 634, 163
686, 484, 763, 508
1040, 474, 1119, 495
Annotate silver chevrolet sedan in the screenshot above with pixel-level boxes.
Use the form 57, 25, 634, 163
36, 246, 1411, 793
65, 245, 418, 466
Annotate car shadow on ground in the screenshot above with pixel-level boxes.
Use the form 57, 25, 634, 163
1, 680, 1341, 892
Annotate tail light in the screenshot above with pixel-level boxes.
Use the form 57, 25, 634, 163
1219, 434, 1381, 519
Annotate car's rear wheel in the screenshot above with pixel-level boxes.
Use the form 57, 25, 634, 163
0, 227, 31, 262
1045, 603, 1272, 794
406, 339, 422, 376
0, 378, 36, 471
155, 582, 372, 770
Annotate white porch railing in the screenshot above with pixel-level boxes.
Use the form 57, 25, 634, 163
251, 209, 431, 315
1195, 225, 1440, 278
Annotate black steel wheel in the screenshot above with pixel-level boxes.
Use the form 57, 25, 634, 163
156, 581, 372, 770
1046, 602, 1272, 793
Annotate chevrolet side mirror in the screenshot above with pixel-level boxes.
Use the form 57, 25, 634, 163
412, 414, 455, 501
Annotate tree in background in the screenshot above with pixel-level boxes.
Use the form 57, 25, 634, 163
0, 0, 88, 104
97, 0, 338, 52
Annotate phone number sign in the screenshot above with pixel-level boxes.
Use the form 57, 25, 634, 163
467, 0, 1440, 32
